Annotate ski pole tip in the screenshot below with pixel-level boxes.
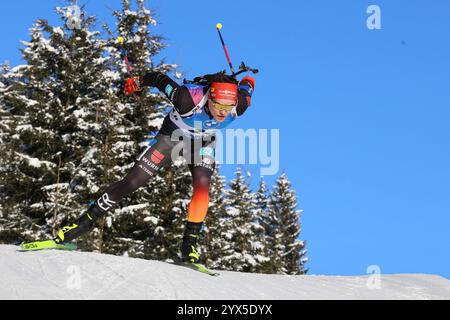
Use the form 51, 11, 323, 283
216, 23, 223, 30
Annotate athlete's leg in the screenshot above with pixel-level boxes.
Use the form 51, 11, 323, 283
95, 134, 174, 213
187, 165, 214, 223
180, 140, 216, 263
55, 134, 176, 243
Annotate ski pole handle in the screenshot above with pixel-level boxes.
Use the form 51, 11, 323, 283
216, 23, 235, 75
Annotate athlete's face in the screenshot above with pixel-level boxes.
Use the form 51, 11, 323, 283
208, 99, 233, 122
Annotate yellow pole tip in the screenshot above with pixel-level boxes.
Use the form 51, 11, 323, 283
216, 23, 223, 30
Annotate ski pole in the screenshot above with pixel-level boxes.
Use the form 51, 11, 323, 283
216, 23, 236, 75
116, 37, 141, 98
117, 36, 133, 74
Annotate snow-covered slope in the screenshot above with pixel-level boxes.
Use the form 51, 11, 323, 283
0, 245, 448, 300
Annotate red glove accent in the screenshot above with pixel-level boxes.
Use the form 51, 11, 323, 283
240, 76, 255, 90
124, 76, 143, 96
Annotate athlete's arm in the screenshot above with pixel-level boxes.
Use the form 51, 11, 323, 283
141, 72, 196, 116
235, 76, 255, 116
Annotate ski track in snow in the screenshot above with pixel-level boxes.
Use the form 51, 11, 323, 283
0, 245, 449, 300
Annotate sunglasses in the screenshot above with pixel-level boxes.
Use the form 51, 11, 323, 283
210, 100, 236, 111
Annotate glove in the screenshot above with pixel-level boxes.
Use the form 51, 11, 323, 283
124, 76, 143, 96
240, 76, 255, 91
239, 76, 255, 106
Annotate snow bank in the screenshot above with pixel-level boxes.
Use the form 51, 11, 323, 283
0, 245, 448, 300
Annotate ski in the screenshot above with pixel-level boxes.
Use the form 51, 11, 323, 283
174, 261, 220, 277
19, 240, 77, 252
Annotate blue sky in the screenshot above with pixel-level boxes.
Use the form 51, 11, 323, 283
1, 0, 449, 278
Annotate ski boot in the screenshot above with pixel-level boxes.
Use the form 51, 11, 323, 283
19, 203, 106, 252
54, 204, 104, 244
180, 222, 203, 263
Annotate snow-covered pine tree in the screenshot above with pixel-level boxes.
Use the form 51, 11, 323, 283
0, 62, 10, 113
0, 63, 11, 238
0, 19, 83, 243
0, 63, 6, 147
0, 62, 12, 153
40, 4, 116, 251
98, 0, 191, 260
267, 173, 308, 274
218, 167, 266, 272
254, 178, 272, 273
0, 0, 169, 251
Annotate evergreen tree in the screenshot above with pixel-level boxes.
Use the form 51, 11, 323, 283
0, 0, 182, 254
0, 63, 12, 237
0, 62, 12, 158
267, 173, 308, 274
218, 167, 266, 272
0, 20, 78, 243
254, 178, 272, 273
40, 4, 113, 250
98, 0, 189, 259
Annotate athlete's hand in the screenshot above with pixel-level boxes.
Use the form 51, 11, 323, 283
239, 76, 255, 106
124, 76, 143, 96
239, 76, 255, 91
